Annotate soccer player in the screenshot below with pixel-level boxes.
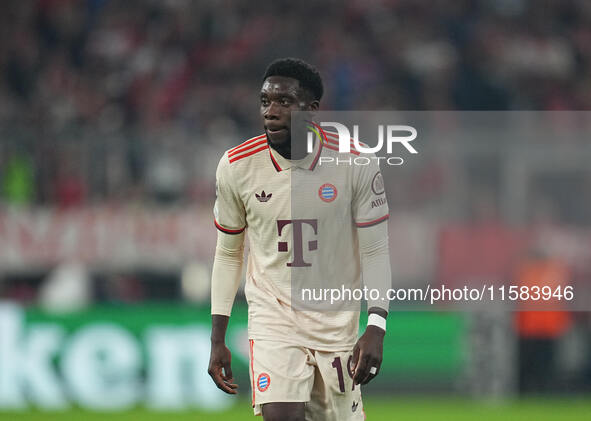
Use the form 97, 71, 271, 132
208, 58, 392, 421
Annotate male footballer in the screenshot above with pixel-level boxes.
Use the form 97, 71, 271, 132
208, 58, 392, 421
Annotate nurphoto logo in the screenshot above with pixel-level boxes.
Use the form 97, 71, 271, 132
306, 121, 418, 166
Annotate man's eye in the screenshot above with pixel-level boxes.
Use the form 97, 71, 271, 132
261, 98, 269, 106
280, 98, 291, 106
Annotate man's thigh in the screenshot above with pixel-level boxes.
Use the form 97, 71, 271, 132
249, 339, 315, 416
262, 402, 306, 421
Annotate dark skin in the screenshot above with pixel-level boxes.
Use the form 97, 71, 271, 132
208, 75, 387, 420
261, 75, 318, 159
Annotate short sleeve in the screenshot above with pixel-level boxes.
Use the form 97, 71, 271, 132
213, 153, 246, 234
352, 156, 389, 228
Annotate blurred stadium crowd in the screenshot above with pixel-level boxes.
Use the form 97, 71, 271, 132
1, 0, 591, 206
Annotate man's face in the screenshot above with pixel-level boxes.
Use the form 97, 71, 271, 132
260, 76, 317, 148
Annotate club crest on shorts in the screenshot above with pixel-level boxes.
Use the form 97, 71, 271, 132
257, 373, 270, 392
318, 183, 337, 202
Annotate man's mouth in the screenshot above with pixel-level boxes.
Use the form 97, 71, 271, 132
266, 126, 287, 134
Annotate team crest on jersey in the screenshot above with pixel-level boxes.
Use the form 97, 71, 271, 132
257, 373, 270, 392
318, 183, 337, 202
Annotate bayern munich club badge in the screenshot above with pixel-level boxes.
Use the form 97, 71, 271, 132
257, 373, 270, 392
318, 183, 337, 202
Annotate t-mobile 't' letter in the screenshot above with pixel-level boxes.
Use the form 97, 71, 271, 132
277, 219, 318, 267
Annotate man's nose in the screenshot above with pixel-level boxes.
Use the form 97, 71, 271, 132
264, 102, 281, 120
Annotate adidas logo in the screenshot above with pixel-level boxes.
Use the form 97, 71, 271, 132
255, 191, 272, 202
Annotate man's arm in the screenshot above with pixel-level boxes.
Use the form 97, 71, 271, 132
351, 222, 391, 385
208, 230, 245, 394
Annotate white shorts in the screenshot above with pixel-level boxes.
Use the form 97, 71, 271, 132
248, 339, 365, 420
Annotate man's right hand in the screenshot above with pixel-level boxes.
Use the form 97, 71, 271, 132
208, 342, 238, 394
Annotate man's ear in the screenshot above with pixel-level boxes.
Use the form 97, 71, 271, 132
308, 100, 319, 112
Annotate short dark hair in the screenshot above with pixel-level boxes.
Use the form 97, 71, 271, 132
263, 58, 323, 101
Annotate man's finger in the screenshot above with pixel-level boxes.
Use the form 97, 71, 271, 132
210, 366, 238, 394
223, 379, 239, 390
353, 353, 369, 384
216, 376, 238, 394
351, 345, 360, 372
361, 359, 380, 385
223, 363, 233, 381
358, 357, 373, 385
372, 361, 382, 377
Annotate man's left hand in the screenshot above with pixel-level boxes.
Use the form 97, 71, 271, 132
351, 325, 385, 385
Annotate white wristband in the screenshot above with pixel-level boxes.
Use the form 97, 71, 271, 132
367, 313, 386, 332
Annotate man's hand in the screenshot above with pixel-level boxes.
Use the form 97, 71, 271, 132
208, 342, 238, 394
351, 325, 385, 385
209, 314, 237, 394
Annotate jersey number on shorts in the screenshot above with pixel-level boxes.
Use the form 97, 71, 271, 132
331, 356, 355, 392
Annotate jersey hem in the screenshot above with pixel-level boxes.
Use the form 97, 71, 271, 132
247, 333, 356, 352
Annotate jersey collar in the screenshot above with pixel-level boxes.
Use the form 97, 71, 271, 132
268, 130, 324, 172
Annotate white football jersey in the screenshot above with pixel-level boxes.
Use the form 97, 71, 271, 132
214, 131, 389, 351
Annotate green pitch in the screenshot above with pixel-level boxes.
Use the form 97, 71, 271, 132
2, 398, 591, 421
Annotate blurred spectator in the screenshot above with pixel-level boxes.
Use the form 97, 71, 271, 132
54, 165, 87, 208
102, 273, 145, 304
146, 146, 186, 205
514, 254, 573, 394
1, 151, 35, 205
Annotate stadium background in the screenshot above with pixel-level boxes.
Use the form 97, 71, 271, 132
1, 0, 591, 419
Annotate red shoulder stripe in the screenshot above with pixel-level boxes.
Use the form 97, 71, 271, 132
323, 142, 360, 156
323, 130, 339, 138
228, 139, 268, 157
324, 136, 359, 150
229, 134, 266, 154
229, 145, 268, 163
324, 131, 369, 149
